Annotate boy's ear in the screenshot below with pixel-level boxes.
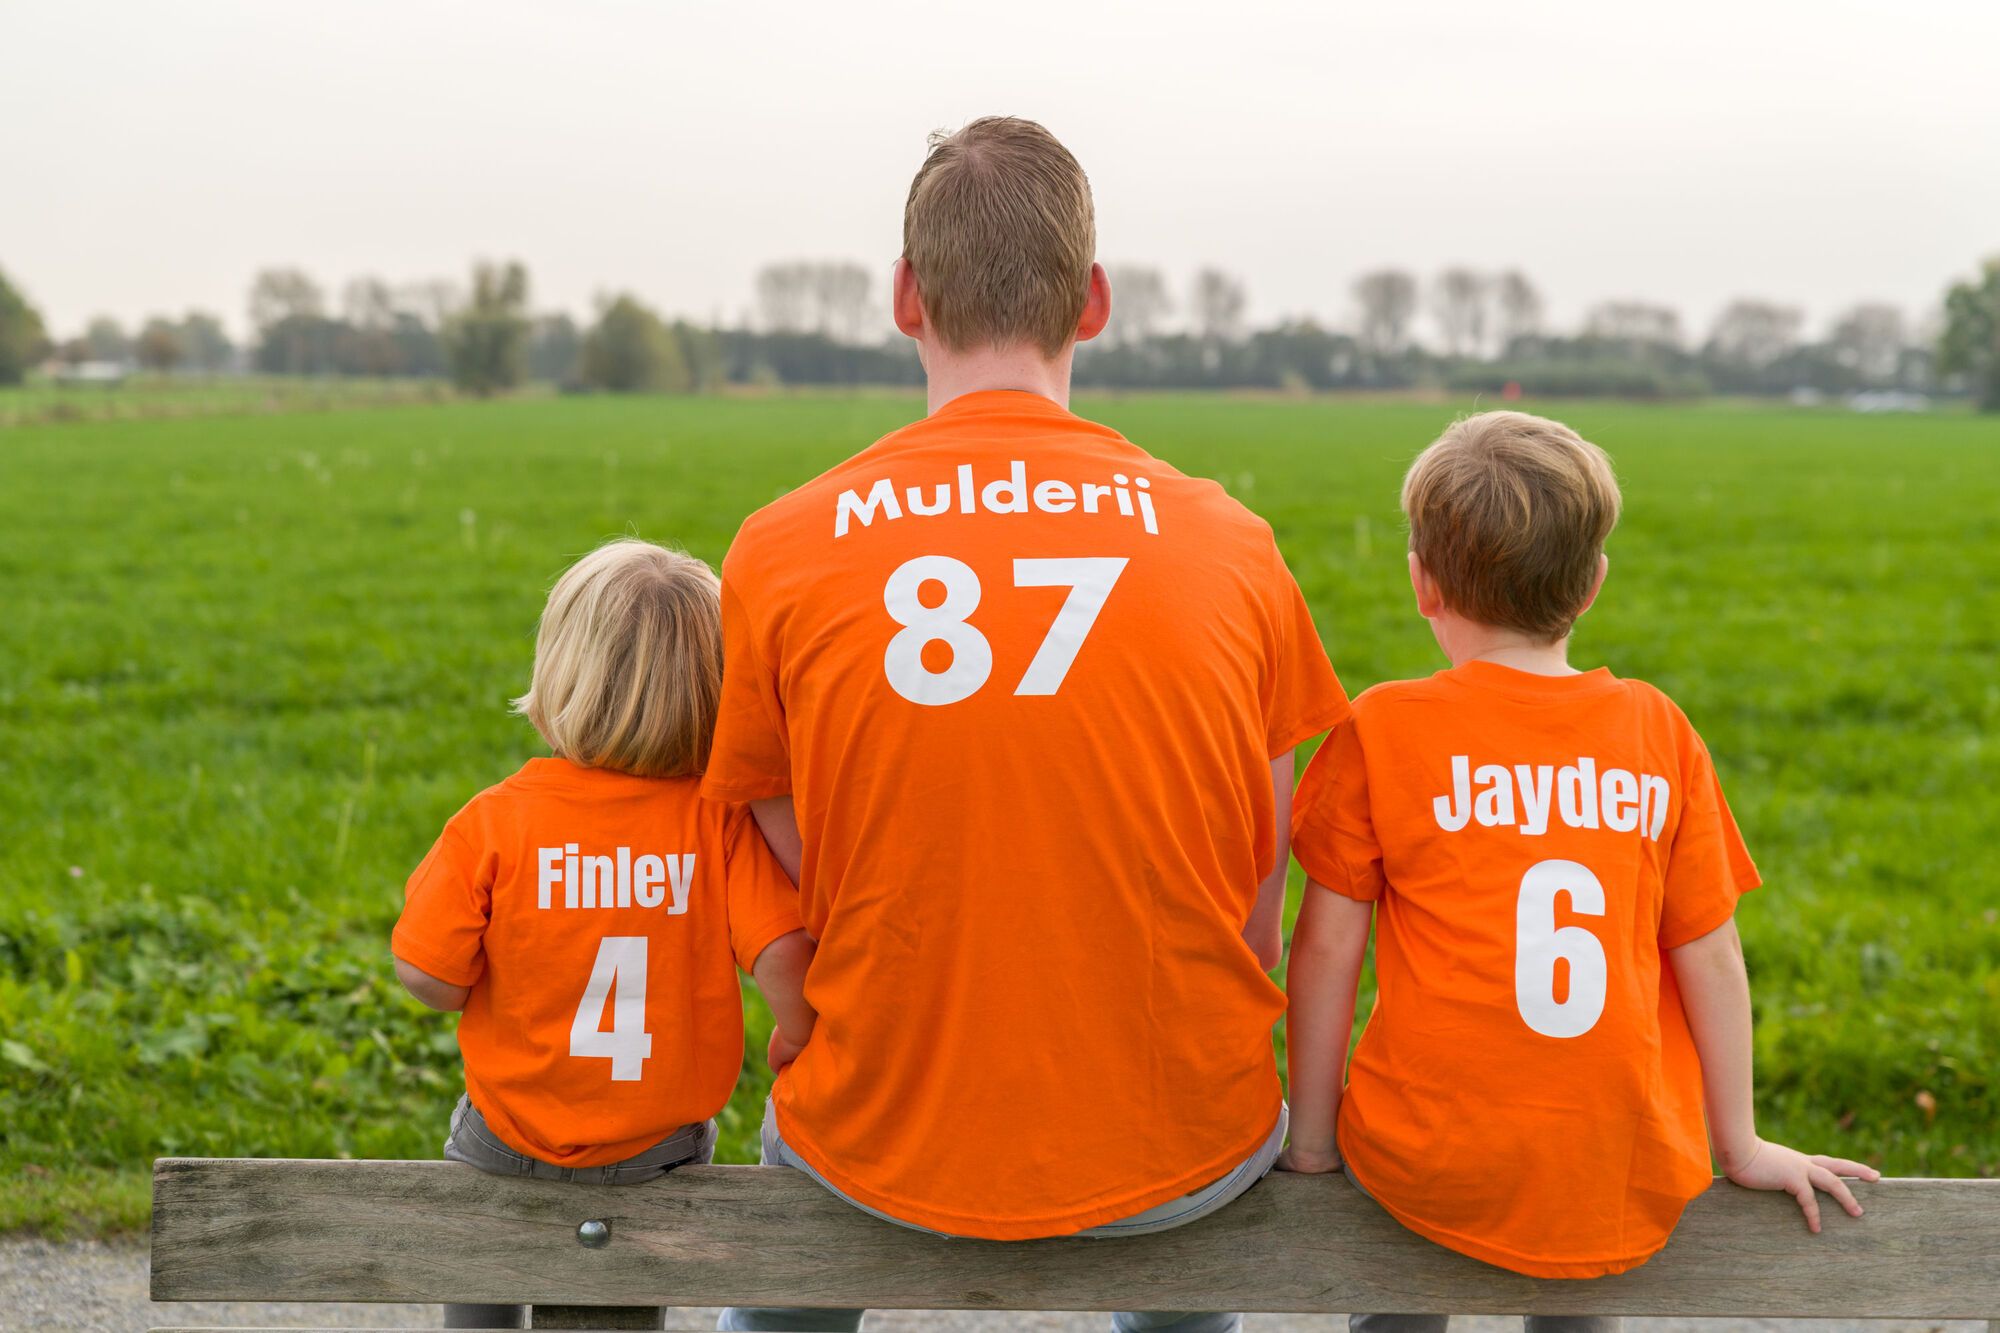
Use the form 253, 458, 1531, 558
891, 258, 926, 341
1075, 262, 1112, 344
1576, 553, 1609, 617
1408, 552, 1444, 619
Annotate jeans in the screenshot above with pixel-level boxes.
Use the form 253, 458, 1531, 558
441, 1095, 716, 1329
717, 1098, 1289, 1333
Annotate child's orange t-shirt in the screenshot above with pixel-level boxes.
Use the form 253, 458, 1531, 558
392, 758, 804, 1167
702, 389, 1348, 1238
1292, 661, 1761, 1278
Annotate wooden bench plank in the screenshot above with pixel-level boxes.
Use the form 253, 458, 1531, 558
151, 1159, 2000, 1318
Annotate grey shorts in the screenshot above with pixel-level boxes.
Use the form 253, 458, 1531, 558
442, 1093, 717, 1184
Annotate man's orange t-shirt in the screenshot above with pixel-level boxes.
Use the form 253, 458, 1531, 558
393, 758, 803, 1167
1292, 661, 1761, 1277
703, 390, 1348, 1239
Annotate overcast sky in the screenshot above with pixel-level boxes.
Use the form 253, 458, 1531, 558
6, 0, 1997, 343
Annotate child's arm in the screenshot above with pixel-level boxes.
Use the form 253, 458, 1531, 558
394, 955, 470, 1012
1243, 752, 1297, 971
1669, 918, 1878, 1231
1278, 882, 1374, 1172
751, 797, 804, 886
753, 928, 817, 1069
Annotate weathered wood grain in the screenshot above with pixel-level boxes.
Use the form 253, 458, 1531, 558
151, 1159, 2000, 1317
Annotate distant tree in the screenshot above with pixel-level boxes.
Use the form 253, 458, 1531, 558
582, 294, 689, 393
1706, 299, 1803, 369
756, 262, 814, 334
673, 320, 724, 392
84, 316, 132, 364
1827, 303, 1906, 385
1495, 270, 1544, 350
339, 277, 403, 375
1938, 258, 2000, 411
1105, 265, 1173, 344
248, 269, 329, 374
1191, 268, 1247, 343
1584, 301, 1683, 352
528, 313, 583, 384
809, 262, 873, 343
1431, 268, 1491, 358
136, 317, 186, 372
443, 260, 532, 395
0, 267, 50, 385
1353, 269, 1418, 354
177, 311, 233, 373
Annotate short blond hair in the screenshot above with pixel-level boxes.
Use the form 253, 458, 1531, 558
512, 540, 721, 778
1401, 411, 1622, 641
903, 116, 1095, 358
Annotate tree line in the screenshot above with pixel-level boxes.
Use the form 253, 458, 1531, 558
0, 255, 1996, 410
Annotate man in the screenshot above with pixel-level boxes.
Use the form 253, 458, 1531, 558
704, 117, 1347, 1333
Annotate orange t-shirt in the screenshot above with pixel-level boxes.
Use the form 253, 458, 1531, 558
393, 758, 803, 1167
703, 389, 1348, 1239
1292, 661, 1761, 1277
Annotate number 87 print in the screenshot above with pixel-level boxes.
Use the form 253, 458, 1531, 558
883, 555, 1128, 706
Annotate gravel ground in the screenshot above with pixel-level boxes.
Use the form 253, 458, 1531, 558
2, 1240, 1984, 1333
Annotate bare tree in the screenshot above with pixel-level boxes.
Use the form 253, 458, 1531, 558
1105, 265, 1172, 344
810, 262, 873, 343
1584, 301, 1684, 351
756, 262, 814, 334
83, 315, 131, 364
136, 317, 184, 373
1707, 299, 1803, 369
1494, 270, 1544, 352
1828, 303, 1906, 384
1190, 268, 1247, 343
247, 269, 325, 334
1431, 267, 1491, 359
1353, 269, 1418, 355
342, 277, 396, 331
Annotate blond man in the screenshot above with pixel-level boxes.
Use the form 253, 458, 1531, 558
1281, 412, 1877, 1330
706, 118, 1347, 1333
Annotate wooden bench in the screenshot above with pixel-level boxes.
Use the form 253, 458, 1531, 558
151, 1159, 2000, 1331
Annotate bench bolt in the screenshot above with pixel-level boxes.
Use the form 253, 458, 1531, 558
577, 1219, 611, 1248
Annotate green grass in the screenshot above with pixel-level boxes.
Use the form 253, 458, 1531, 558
1, 393, 1995, 1236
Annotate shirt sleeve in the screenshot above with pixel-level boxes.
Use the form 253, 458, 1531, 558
723, 804, 806, 972
1262, 537, 1351, 757
1659, 728, 1763, 948
702, 567, 795, 803
391, 821, 494, 987
1289, 717, 1385, 902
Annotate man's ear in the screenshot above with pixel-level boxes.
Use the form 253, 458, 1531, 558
1408, 552, 1444, 619
1575, 553, 1609, 617
1075, 262, 1111, 344
891, 258, 926, 340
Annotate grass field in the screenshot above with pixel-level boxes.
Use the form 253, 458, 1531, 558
1, 392, 1995, 1236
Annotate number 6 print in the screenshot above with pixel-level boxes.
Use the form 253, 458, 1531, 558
882, 555, 1128, 705
1514, 859, 1609, 1038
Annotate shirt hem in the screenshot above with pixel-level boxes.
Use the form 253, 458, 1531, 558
774, 1099, 1281, 1240
700, 772, 794, 802
736, 911, 805, 974
1338, 1129, 1678, 1279
1270, 699, 1353, 759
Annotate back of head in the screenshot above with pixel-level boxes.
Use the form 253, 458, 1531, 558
1402, 411, 1622, 641
514, 539, 722, 778
903, 116, 1095, 358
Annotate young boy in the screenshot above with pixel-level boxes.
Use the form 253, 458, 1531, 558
1280, 412, 1877, 1328
393, 539, 815, 1329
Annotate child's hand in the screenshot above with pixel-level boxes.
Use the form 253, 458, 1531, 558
1276, 1144, 1342, 1175
1725, 1138, 1880, 1232
767, 1027, 808, 1074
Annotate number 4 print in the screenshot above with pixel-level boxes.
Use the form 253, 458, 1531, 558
570, 936, 652, 1080
882, 556, 1128, 706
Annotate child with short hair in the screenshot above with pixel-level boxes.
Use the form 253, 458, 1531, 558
1280, 412, 1876, 1329
393, 538, 814, 1330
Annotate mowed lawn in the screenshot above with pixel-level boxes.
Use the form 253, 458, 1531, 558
1, 392, 1995, 1235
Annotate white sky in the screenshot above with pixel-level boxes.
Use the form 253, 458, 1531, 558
5, 0, 1997, 344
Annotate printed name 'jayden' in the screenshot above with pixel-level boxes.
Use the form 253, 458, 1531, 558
1433, 756, 1671, 841
834, 460, 1159, 539
537, 845, 695, 913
